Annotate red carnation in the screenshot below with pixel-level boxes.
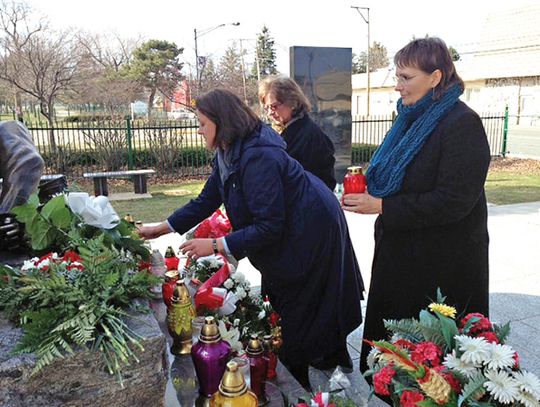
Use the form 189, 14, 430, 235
477, 330, 500, 344
373, 365, 396, 396
400, 390, 425, 407
138, 260, 151, 272
460, 313, 492, 333
411, 341, 442, 367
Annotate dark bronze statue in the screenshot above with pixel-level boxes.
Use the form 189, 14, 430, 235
0, 121, 44, 250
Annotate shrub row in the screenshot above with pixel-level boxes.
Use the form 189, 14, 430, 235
39, 147, 213, 169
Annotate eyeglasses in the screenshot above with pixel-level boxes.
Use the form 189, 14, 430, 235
394, 74, 419, 85
264, 102, 282, 113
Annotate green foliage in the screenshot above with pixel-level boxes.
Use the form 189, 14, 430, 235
352, 41, 389, 74
458, 373, 487, 407
384, 318, 423, 342
0, 241, 160, 384
351, 143, 379, 164
12, 193, 150, 259
252, 25, 278, 78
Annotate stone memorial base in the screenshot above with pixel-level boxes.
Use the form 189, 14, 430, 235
0, 305, 168, 407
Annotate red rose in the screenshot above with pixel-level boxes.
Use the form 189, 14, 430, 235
268, 311, 281, 327
400, 390, 425, 407
411, 341, 442, 367
373, 365, 396, 396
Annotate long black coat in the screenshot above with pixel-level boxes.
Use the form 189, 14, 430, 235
360, 101, 491, 372
167, 124, 364, 366
281, 114, 336, 191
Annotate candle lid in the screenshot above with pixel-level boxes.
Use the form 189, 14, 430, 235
171, 280, 191, 304
165, 246, 176, 258
199, 316, 221, 343
347, 166, 363, 174
246, 334, 263, 356
219, 361, 247, 397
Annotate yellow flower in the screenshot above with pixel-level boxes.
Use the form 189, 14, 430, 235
428, 303, 457, 319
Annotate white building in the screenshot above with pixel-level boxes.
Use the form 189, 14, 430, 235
352, 1, 540, 125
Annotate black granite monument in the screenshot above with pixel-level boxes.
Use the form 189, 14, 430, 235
290, 46, 353, 181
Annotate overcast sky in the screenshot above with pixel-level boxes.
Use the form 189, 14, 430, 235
25, 0, 525, 75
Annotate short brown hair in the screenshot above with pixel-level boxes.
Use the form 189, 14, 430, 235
258, 76, 311, 114
196, 89, 261, 148
394, 37, 464, 100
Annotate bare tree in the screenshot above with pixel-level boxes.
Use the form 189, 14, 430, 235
71, 32, 142, 117
0, 1, 81, 153
0, 0, 45, 121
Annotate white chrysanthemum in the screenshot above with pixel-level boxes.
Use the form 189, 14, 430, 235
485, 343, 516, 370
455, 335, 491, 365
232, 272, 245, 283
515, 390, 540, 407
235, 287, 247, 299
444, 350, 481, 377
513, 371, 540, 399
223, 279, 234, 289
366, 347, 381, 370
257, 310, 266, 320
484, 369, 520, 404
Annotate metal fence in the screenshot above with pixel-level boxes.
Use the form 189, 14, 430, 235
351, 110, 508, 164
26, 112, 508, 179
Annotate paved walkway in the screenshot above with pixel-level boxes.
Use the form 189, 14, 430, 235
150, 201, 540, 406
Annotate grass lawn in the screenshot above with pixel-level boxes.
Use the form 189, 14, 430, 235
82, 158, 540, 223
485, 158, 540, 205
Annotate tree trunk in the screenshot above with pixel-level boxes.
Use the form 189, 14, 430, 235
13, 91, 24, 122
147, 88, 156, 120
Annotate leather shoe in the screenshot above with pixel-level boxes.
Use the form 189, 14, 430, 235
310, 347, 353, 373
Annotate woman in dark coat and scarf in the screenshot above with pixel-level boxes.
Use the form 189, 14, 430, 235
258, 76, 336, 191
342, 37, 491, 375
139, 89, 364, 389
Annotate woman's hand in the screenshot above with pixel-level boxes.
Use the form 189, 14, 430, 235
180, 238, 214, 260
137, 222, 171, 240
342, 193, 383, 214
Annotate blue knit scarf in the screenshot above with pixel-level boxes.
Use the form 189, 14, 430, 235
365, 84, 463, 197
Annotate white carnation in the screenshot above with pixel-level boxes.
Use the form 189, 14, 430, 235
21, 258, 38, 271
235, 287, 247, 299
231, 272, 245, 283
223, 279, 234, 289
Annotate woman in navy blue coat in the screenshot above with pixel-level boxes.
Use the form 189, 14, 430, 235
139, 89, 364, 389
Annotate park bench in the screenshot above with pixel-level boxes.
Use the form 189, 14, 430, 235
83, 169, 155, 197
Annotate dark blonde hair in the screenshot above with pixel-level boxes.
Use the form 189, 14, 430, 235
394, 37, 464, 100
196, 89, 261, 148
258, 76, 311, 114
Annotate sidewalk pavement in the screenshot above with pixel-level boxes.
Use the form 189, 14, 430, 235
149, 201, 540, 406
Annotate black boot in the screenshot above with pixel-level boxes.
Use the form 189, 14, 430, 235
310, 346, 353, 373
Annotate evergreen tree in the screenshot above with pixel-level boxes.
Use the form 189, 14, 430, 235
251, 25, 278, 79
125, 39, 184, 118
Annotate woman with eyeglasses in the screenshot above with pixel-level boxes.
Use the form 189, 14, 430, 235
342, 37, 491, 374
258, 76, 336, 191
138, 89, 364, 390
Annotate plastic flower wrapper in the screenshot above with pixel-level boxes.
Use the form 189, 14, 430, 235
328, 367, 352, 396
184, 209, 232, 240
67, 192, 119, 229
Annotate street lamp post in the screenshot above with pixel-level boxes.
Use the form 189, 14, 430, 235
351, 6, 370, 116
194, 22, 240, 93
